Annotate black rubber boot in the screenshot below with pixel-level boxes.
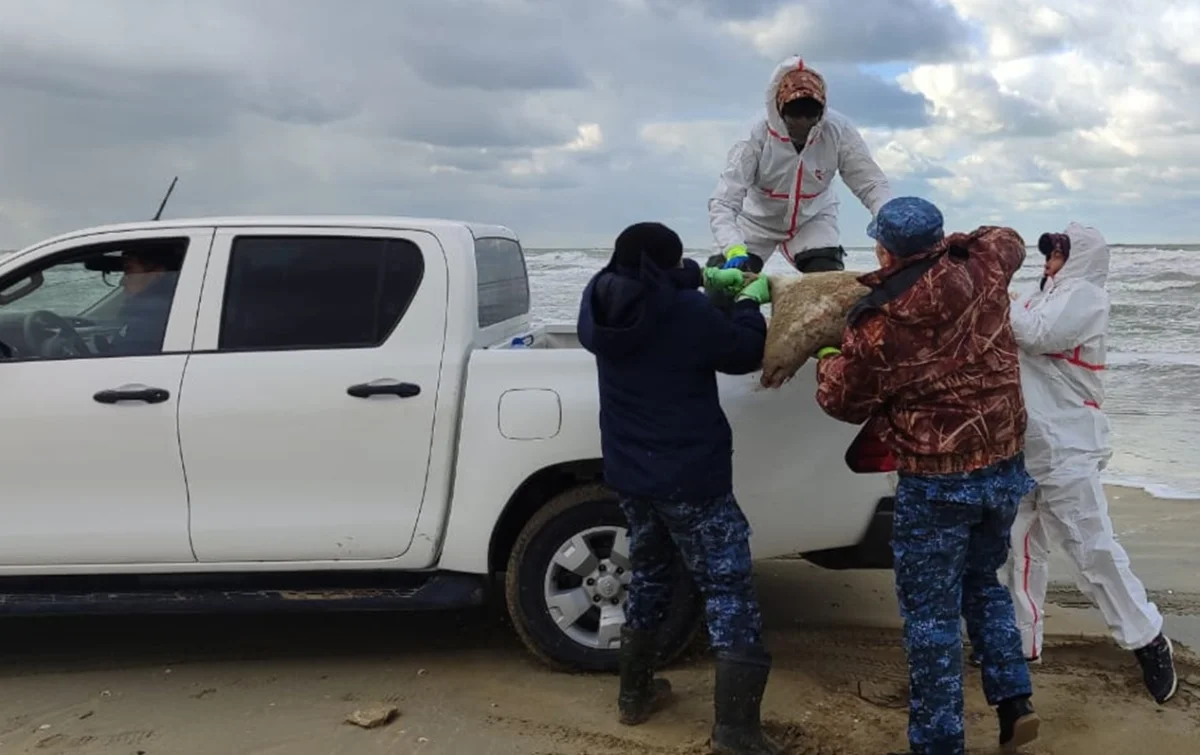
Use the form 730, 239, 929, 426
710, 649, 783, 755
617, 626, 673, 726
998, 695, 1040, 752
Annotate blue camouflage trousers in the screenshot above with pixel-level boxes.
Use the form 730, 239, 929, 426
893, 453, 1037, 755
618, 493, 763, 652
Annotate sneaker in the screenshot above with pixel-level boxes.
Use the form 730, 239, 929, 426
1134, 634, 1178, 705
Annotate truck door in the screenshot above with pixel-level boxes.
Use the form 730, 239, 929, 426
179, 227, 447, 562
0, 228, 212, 565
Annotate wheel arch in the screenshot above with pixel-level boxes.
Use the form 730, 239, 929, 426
487, 458, 605, 575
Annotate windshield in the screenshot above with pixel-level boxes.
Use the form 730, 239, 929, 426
0, 260, 118, 317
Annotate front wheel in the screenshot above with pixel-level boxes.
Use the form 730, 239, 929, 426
504, 483, 703, 673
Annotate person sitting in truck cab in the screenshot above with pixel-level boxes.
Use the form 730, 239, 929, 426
101, 243, 184, 356
578, 221, 783, 755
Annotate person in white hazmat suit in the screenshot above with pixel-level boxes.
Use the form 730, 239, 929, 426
1001, 223, 1178, 705
708, 56, 891, 273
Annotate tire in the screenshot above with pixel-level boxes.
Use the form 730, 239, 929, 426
504, 483, 703, 673
802, 497, 895, 570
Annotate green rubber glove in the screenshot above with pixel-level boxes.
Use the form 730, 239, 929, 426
735, 276, 770, 305
816, 346, 841, 359
702, 266, 746, 295
722, 244, 750, 270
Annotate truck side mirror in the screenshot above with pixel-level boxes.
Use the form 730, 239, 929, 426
0, 271, 44, 306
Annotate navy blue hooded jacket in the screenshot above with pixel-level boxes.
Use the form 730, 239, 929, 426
578, 257, 767, 501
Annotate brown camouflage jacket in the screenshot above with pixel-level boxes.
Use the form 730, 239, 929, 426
816, 226, 1028, 476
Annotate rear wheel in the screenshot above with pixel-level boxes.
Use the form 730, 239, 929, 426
504, 483, 703, 672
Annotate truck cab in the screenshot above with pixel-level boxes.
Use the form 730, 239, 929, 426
0, 216, 894, 671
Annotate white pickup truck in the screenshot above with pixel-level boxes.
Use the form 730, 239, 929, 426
0, 215, 896, 671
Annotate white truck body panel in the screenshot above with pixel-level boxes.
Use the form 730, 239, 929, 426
437, 339, 889, 573
0, 215, 892, 577
181, 226, 450, 562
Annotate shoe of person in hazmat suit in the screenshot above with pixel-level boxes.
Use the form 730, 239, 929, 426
815, 197, 1040, 755
708, 56, 891, 274
577, 222, 783, 755
1002, 223, 1179, 705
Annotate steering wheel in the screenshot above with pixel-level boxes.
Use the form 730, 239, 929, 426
22, 310, 91, 358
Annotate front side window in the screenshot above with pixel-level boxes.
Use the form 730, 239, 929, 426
0, 238, 188, 360
218, 235, 425, 351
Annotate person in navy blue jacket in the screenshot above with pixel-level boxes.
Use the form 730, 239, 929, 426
578, 222, 782, 755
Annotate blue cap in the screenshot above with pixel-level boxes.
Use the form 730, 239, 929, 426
866, 196, 945, 258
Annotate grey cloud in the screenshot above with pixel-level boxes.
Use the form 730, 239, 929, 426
1175, 59, 1200, 86
737, 0, 971, 64
275, 0, 590, 92
913, 165, 954, 180
889, 175, 948, 198
648, 0, 791, 20
995, 101, 1083, 138
1, 70, 234, 150
0, 36, 360, 136
982, 84, 1106, 139
403, 51, 588, 92
372, 91, 581, 149
0, 0, 1186, 251
821, 67, 931, 128
903, 163, 954, 180
428, 147, 531, 173
392, 115, 569, 150
234, 72, 366, 126
493, 173, 583, 192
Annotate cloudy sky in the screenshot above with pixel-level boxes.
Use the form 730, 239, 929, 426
1, 0, 1197, 251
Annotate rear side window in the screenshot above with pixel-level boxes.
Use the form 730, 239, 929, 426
219, 235, 425, 351
475, 237, 530, 327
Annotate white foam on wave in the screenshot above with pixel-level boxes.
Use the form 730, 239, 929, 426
1114, 279, 1200, 294
527, 244, 1200, 504
1101, 472, 1200, 501
526, 249, 606, 268
1107, 351, 1200, 368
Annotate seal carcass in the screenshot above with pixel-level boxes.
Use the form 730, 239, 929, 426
760, 271, 868, 388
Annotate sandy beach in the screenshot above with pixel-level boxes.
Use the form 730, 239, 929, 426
1, 486, 1197, 755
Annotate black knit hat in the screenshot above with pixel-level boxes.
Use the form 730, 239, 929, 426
611, 222, 683, 271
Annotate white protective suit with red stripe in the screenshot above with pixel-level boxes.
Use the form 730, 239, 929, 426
1002, 222, 1163, 657
708, 56, 891, 268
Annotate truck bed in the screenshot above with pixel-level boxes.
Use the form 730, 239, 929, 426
487, 323, 582, 350
458, 322, 895, 564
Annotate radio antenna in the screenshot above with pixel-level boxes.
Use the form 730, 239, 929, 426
152, 176, 179, 221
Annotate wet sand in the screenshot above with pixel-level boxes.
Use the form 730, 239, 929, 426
1, 486, 1197, 754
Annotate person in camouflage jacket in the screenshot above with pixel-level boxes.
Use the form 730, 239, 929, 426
814, 197, 1040, 755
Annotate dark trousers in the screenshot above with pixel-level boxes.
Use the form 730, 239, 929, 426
792, 246, 845, 273
619, 493, 763, 652
893, 455, 1037, 754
